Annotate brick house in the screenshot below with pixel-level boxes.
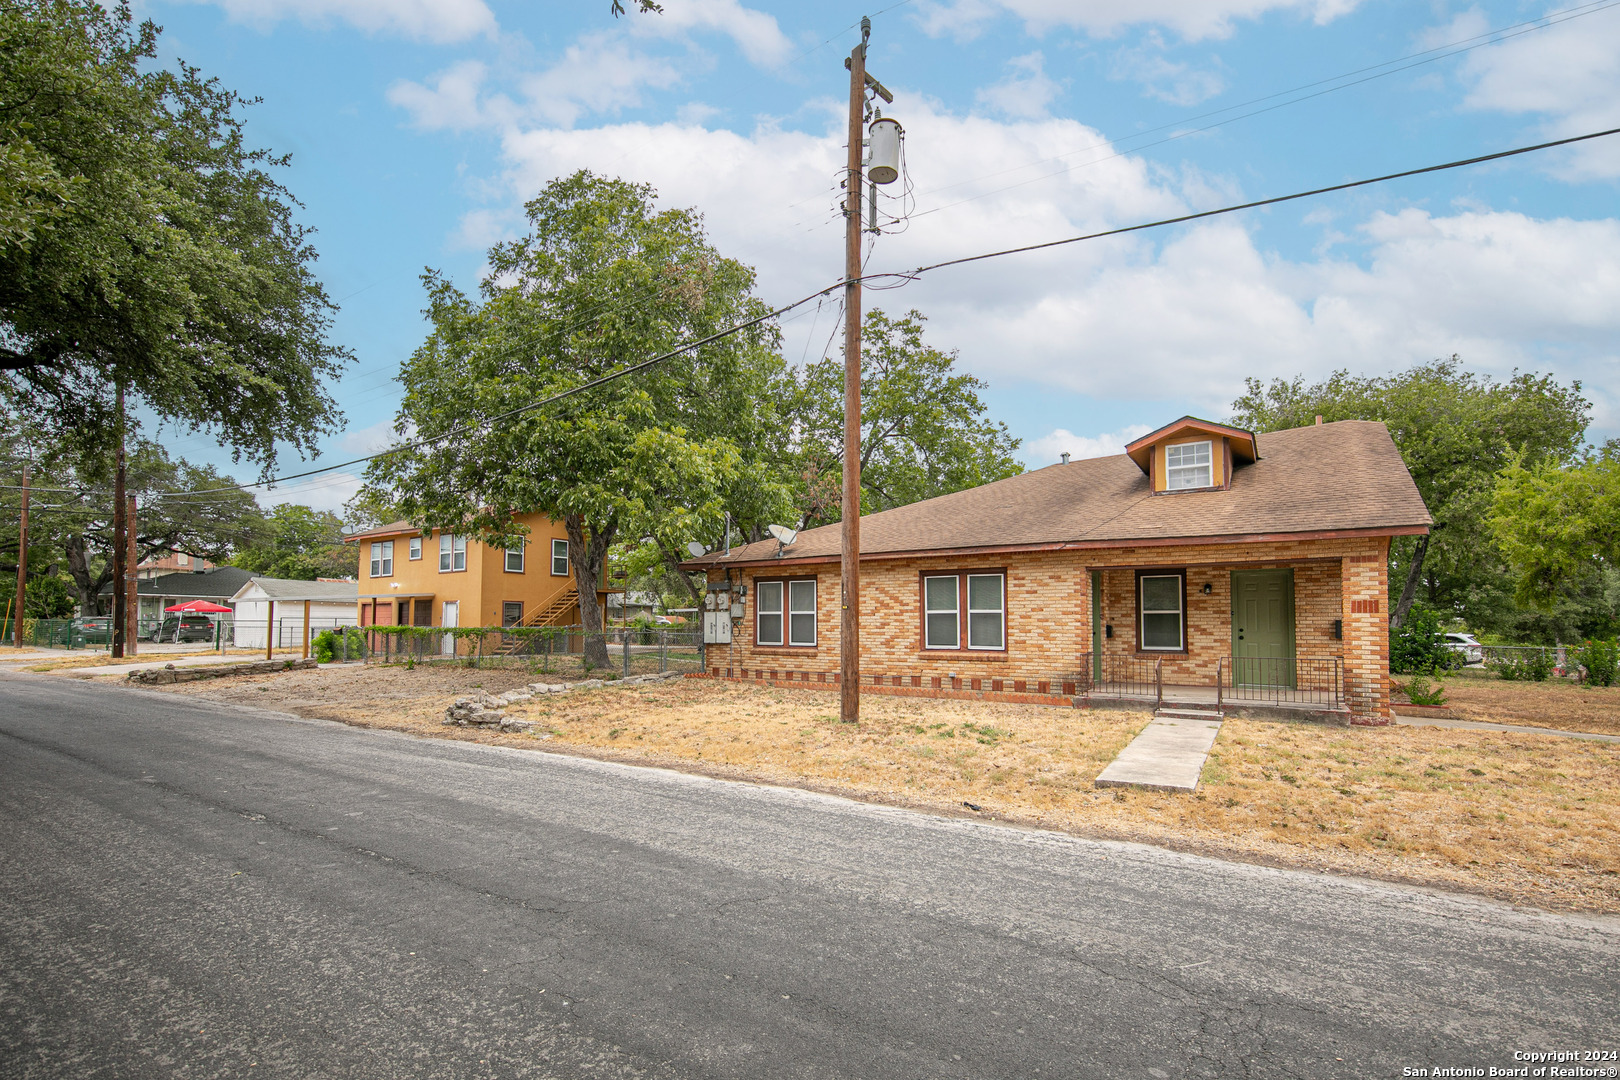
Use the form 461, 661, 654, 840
686, 418, 1430, 723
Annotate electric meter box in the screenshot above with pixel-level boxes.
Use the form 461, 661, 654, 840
703, 609, 732, 644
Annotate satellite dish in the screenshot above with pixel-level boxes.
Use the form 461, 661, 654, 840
767, 524, 798, 546
686, 541, 707, 558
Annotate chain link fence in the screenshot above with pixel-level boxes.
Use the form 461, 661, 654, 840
362, 625, 704, 679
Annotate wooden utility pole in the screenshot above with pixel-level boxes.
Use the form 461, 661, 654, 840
125, 494, 138, 655
112, 383, 127, 659
13, 460, 27, 648
840, 18, 870, 724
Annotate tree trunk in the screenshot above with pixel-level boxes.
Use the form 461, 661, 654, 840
565, 513, 616, 669
1390, 531, 1431, 628
658, 543, 703, 605
63, 534, 113, 615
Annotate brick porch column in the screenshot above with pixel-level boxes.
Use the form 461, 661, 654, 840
1341, 544, 1391, 724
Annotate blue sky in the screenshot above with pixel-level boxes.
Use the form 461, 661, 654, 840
135, 0, 1620, 511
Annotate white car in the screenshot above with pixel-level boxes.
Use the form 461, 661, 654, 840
1442, 632, 1484, 665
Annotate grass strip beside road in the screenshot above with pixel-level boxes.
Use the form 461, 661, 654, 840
142, 667, 1620, 913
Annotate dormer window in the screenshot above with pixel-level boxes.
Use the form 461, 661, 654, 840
1166, 441, 1213, 490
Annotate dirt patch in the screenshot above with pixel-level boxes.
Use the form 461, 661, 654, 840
135, 667, 1620, 913
1442, 674, 1620, 737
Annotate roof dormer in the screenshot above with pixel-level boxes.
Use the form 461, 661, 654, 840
1124, 417, 1259, 494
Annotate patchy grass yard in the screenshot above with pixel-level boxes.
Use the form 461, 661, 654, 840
134, 664, 1620, 913
1441, 671, 1620, 736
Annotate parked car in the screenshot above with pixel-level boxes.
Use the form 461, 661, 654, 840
71, 616, 112, 644
152, 613, 218, 644
1442, 632, 1484, 665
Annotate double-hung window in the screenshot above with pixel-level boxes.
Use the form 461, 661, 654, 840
1139, 572, 1185, 651
505, 542, 525, 573
1166, 440, 1213, 490
439, 533, 466, 572
408, 536, 422, 560
923, 572, 1006, 650
755, 579, 816, 646
550, 538, 569, 577
369, 540, 394, 578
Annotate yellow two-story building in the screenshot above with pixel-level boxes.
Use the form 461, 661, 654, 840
345, 514, 610, 631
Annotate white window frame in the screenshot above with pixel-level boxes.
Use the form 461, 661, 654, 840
788, 579, 817, 647
1165, 440, 1214, 490
966, 573, 1005, 651
505, 541, 525, 573
369, 540, 393, 578
439, 533, 466, 573
755, 580, 784, 646
550, 538, 569, 577
408, 536, 422, 561
923, 575, 960, 650
1139, 573, 1185, 651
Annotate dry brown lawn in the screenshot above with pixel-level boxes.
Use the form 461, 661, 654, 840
1442, 673, 1620, 736
133, 664, 1620, 914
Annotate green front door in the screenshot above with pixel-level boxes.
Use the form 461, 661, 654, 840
1231, 569, 1295, 687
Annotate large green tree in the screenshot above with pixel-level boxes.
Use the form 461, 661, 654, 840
229, 503, 354, 581
1, 438, 265, 613
1231, 357, 1589, 633
792, 308, 1023, 529
1492, 446, 1620, 618
0, 0, 347, 464
365, 172, 784, 665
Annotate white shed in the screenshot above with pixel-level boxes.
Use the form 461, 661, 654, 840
230, 577, 359, 651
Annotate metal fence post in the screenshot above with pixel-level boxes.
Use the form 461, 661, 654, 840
622, 629, 631, 679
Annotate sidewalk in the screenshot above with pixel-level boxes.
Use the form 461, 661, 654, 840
1395, 714, 1620, 744
1, 649, 309, 678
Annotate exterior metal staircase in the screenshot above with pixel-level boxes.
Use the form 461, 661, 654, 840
492, 585, 578, 656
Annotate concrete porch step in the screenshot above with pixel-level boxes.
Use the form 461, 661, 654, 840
1156, 707, 1224, 721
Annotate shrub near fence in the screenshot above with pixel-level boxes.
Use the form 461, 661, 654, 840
364, 625, 703, 680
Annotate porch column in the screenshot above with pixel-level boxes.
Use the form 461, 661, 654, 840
1340, 544, 1391, 723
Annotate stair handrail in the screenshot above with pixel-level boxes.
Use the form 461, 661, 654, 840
1154, 656, 1163, 711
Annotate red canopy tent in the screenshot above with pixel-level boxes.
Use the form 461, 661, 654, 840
164, 600, 233, 614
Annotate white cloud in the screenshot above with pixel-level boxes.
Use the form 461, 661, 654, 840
1026, 424, 1153, 465
390, 34, 684, 131
976, 52, 1063, 119
629, 0, 793, 67
434, 95, 1620, 433
1447, 6, 1620, 179
257, 472, 365, 516
915, 0, 1361, 42
1110, 37, 1225, 105
192, 0, 495, 42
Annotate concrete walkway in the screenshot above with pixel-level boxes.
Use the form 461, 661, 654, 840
1095, 716, 1222, 793
1396, 714, 1620, 744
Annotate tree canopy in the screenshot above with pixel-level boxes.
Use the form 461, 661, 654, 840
0, 0, 347, 465
793, 308, 1023, 529
1492, 446, 1620, 610
1231, 357, 1590, 635
229, 503, 353, 581
365, 171, 785, 662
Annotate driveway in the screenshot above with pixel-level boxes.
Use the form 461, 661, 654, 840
1, 673, 1615, 1078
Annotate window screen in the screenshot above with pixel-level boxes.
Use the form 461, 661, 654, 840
967, 574, 1004, 650
1140, 574, 1184, 650
1166, 441, 1213, 490
408, 536, 422, 560
551, 538, 569, 577
369, 541, 393, 578
439, 534, 466, 572
756, 581, 783, 645
505, 543, 524, 573
924, 575, 959, 649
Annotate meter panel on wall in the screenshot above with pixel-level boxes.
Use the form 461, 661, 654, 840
703, 609, 732, 644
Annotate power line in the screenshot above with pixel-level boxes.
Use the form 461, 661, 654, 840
60, 123, 1620, 504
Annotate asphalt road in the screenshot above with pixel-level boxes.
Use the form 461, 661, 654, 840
2, 674, 1616, 1079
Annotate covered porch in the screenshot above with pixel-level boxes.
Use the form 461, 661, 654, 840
1084, 558, 1360, 719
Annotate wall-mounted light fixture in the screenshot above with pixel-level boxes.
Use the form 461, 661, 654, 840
1202, 582, 1213, 594
1332, 619, 1343, 640
1104, 624, 1113, 639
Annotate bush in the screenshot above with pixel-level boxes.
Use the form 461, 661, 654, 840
313, 626, 366, 663
1487, 649, 1553, 682
1399, 676, 1448, 707
1571, 638, 1619, 687
1389, 606, 1463, 676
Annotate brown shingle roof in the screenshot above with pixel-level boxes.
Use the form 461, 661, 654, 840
698, 420, 1429, 567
